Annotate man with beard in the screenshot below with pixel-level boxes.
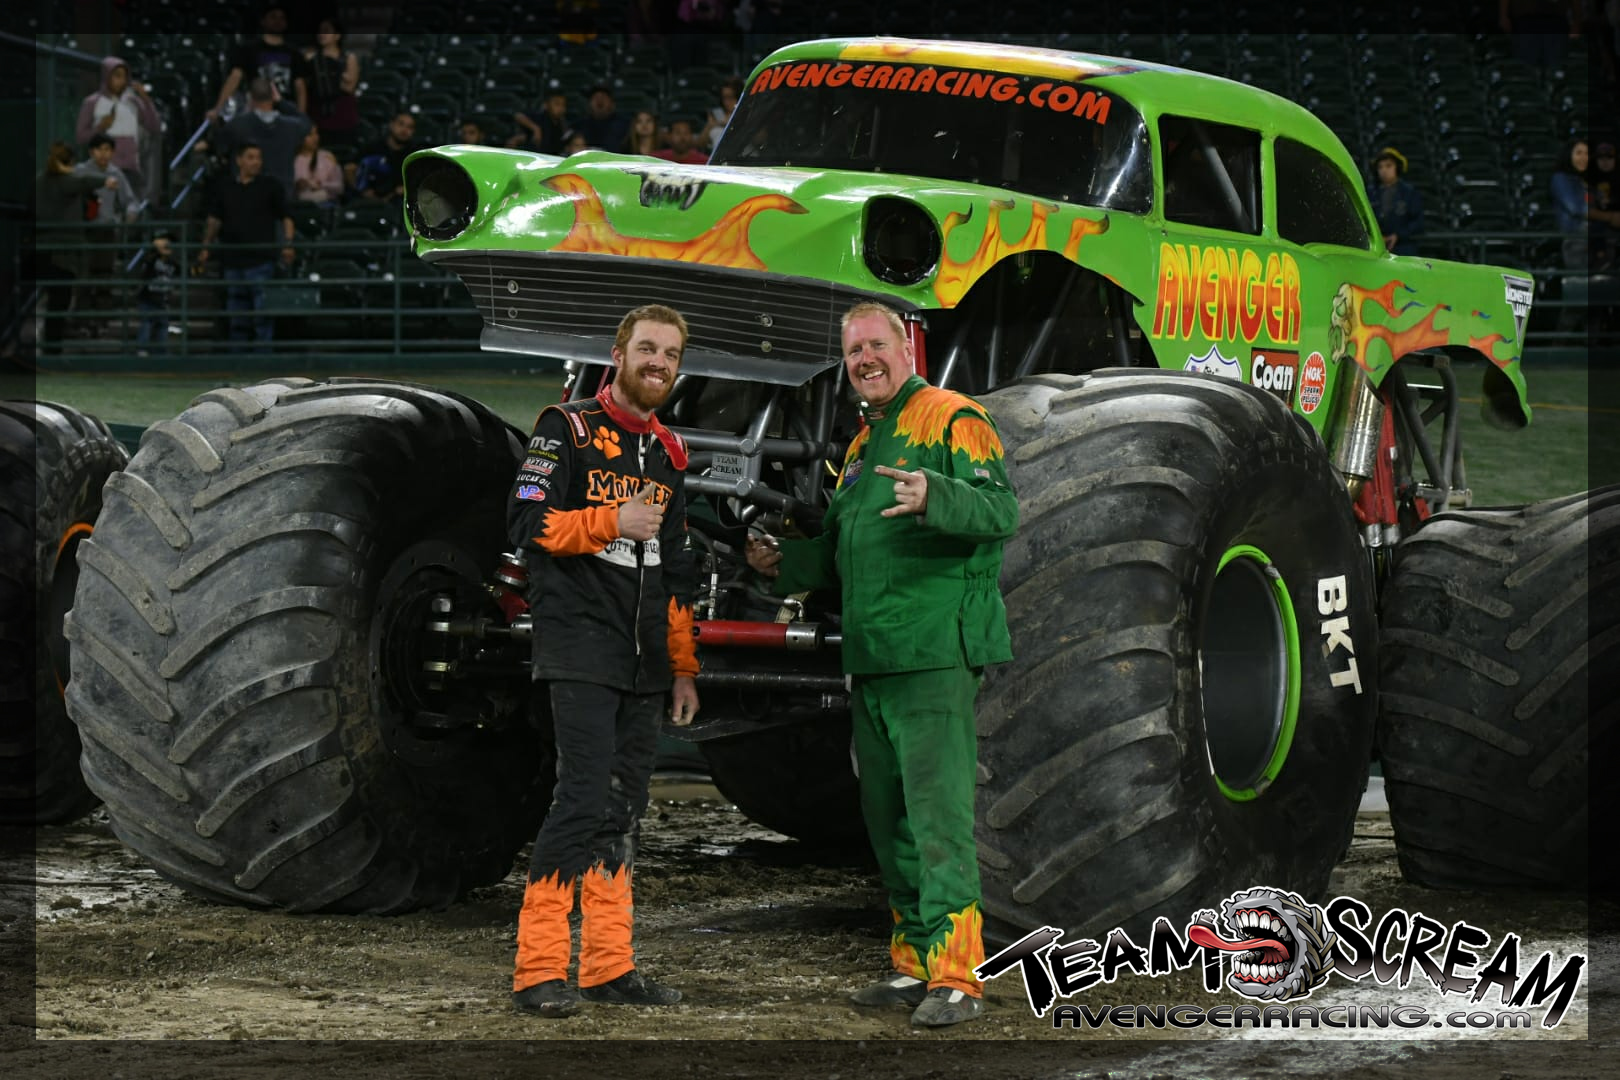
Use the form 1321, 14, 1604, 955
745, 302, 1018, 1028
507, 304, 700, 1018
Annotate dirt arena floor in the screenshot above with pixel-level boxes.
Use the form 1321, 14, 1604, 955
5, 778, 1614, 1079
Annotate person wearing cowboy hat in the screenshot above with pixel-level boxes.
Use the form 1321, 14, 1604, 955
1367, 146, 1426, 256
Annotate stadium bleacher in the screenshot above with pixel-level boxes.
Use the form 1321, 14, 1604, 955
24, 2, 1615, 359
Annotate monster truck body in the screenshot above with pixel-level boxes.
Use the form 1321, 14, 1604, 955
56, 38, 1605, 932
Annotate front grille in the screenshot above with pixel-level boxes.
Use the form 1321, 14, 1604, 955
430, 251, 902, 377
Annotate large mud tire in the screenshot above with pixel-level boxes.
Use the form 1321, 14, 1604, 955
975, 370, 1378, 945
1378, 487, 1618, 889
699, 716, 865, 846
63, 379, 551, 913
0, 401, 128, 824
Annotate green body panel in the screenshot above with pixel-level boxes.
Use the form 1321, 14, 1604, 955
406, 37, 1534, 429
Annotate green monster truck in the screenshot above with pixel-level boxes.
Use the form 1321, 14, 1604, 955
51, 38, 1611, 938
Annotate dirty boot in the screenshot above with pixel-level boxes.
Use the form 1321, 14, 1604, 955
910, 986, 984, 1027
849, 972, 928, 1007
512, 979, 582, 1018
579, 968, 682, 1005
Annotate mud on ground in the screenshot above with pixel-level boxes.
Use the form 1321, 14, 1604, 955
6, 780, 1615, 1079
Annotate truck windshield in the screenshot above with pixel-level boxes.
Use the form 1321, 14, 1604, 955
713, 60, 1153, 213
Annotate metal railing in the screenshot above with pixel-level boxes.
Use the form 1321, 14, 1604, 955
26, 220, 499, 369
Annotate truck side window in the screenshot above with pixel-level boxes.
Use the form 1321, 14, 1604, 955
1159, 115, 1261, 234
1274, 136, 1374, 249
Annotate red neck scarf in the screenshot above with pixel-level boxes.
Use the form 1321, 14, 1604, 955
597, 384, 688, 470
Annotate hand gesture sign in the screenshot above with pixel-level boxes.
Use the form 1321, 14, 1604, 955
617, 482, 665, 541
874, 465, 928, 517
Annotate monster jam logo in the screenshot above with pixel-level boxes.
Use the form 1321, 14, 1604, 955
977, 886, 1586, 1030
1502, 274, 1533, 343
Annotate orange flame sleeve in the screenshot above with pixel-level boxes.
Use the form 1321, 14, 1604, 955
667, 598, 699, 678
536, 504, 620, 556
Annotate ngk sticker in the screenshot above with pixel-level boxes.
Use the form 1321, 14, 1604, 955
1316, 575, 1362, 694
1249, 350, 1298, 407
1298, 352, 1327, 415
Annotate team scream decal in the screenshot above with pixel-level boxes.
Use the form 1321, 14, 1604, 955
934, 199, 1108, 307
837, 40, 1137, 84
1151, 244, 1302, 345
542, 173, 806, 269
1329, 280, 1450, 374
749, 61, 1121, 126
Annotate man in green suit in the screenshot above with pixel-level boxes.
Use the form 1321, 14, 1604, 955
747, 301, 1018, 1028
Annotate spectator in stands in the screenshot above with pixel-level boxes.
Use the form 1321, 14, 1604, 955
1552, 138, 1599, 271
75, 57, 160, 206
624, 110, 660, 155
653, 118, 709, 164
33, 141, 115, 354
75, 133, 138, 225
199, 142, 295, 347
1500, 0, 1578, 75
133, 231, 181, 355
208, 3, 310, 121
1592, 141, 1617, 270
564, 131, 591, 156
304, 17, 361, 157
224, 78, 313, 199
700, 77, 743, 154
458, 118, 492, 146
1366, 147, 1425, 256
578, 85, 630, 150
510, 92, 577, 154
292, 128, 344, 206
352, 112, 417, 202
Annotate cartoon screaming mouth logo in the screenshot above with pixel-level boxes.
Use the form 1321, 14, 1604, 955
1186, 886, 1337, 1001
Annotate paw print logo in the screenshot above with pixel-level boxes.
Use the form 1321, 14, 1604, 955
593, 426, 622, 460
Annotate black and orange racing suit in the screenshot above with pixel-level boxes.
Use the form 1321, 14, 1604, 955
507, 384, 698, 994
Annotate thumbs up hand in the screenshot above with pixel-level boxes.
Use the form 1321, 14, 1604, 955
616, 482, 666, 541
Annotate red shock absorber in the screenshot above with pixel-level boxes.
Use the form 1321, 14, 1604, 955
902, 311, 928, 379
490, 552, 530, 621
1352, 400, 1401, 526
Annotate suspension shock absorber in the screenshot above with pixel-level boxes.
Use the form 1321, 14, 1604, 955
489, 550, 529, 622
1329, 361, 1397, 562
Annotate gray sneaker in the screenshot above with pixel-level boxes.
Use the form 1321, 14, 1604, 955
849, 972, 929, 1007
910, 986, 985, 1027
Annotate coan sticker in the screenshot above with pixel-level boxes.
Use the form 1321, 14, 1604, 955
1249, 350, 1298, 407
517, 484, 546, 503
1184, 344, 1241, 380
1298, 352, 1327, 415
1152, 245, 1302, 345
